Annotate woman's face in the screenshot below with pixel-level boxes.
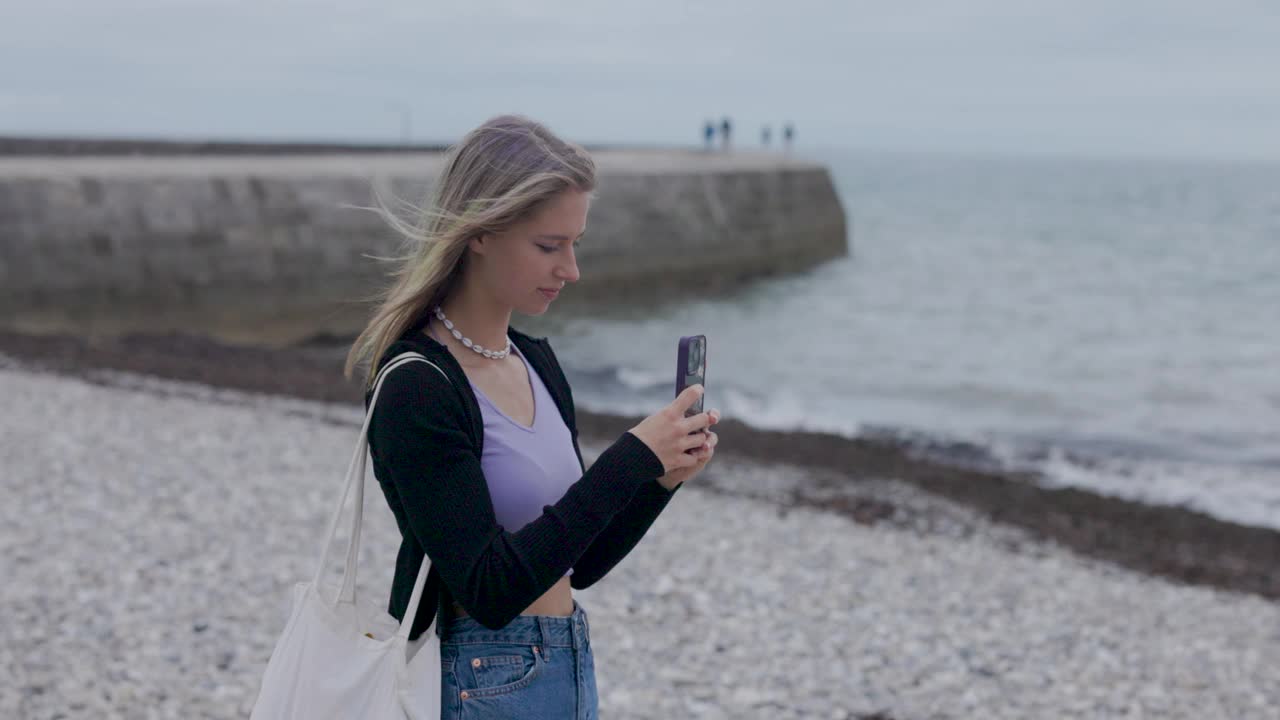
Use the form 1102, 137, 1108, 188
470, 188, 588, 316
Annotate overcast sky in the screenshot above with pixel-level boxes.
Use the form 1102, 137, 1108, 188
3, 0, 1278, 160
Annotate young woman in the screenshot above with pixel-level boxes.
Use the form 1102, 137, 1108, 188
344, 114, 721, 719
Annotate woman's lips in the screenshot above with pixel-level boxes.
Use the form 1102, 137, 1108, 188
539, 288, 560, 300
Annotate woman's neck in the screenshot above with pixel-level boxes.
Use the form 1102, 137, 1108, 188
433, 292, 513, 355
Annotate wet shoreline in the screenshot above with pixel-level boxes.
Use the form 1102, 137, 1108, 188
3, 327, 1276, 605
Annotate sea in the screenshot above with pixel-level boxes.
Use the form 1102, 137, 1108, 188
538, 148, 1280, 531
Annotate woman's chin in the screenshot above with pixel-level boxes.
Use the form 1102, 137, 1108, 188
517, 301, 551, 317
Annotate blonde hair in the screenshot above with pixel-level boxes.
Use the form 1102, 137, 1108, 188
344, 114, 597, 389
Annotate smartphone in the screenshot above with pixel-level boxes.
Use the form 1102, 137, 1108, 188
675, 335, 707, 427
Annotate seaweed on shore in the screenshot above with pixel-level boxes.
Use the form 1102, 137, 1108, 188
2, 328, 1277, 606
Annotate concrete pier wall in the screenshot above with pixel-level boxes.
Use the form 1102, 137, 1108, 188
0, 151, 847, 343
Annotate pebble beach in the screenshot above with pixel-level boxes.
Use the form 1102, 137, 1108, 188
3, 353, 1279, 719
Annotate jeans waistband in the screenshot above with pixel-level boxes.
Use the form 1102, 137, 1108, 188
441, 599, 590, 650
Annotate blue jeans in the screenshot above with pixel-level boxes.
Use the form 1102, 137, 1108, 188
439, 599, 598, 719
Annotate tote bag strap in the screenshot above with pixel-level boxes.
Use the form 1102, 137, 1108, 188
312, 351, 451, 637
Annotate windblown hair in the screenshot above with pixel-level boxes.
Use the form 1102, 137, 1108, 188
344, 114, 596, 389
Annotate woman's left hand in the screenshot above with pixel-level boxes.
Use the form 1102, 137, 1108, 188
657, 409, 720, 491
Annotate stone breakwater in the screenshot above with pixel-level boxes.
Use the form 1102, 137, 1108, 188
3, 351, 1279, 719
0, 150, 846, 343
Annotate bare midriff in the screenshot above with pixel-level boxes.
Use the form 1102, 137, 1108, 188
451, 575, 575, 619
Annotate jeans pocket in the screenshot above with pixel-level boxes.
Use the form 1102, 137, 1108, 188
459, 643, 543, 699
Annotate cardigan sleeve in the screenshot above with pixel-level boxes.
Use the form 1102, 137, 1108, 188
367, 360, 665, 630
529, 336, 684, 589
567, 431, 682, 589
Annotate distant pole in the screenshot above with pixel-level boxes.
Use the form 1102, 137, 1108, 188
388, 102, 413, 145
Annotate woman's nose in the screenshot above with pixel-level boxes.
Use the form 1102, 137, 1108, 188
559, 254, 580, 283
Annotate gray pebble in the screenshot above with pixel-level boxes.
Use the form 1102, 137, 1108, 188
2, 362, 1278, 719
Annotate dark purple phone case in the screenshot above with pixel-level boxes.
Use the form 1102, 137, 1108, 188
676, 335, 707, 422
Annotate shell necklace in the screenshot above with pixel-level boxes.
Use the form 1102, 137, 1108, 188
433, 306, 512, 360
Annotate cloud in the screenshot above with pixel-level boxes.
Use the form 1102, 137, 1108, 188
1, 0, 1277, 159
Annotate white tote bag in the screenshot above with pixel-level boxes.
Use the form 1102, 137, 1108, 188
250, 352, 446, 720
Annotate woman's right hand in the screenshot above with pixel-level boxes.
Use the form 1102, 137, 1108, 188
628, 385, 716, 474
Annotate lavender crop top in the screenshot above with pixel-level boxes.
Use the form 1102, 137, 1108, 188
428, 325, 581, 577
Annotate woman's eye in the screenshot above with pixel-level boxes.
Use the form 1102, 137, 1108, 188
537, 241, 580, 253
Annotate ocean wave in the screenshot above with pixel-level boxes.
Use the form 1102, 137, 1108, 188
567, 363, 1280, 531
